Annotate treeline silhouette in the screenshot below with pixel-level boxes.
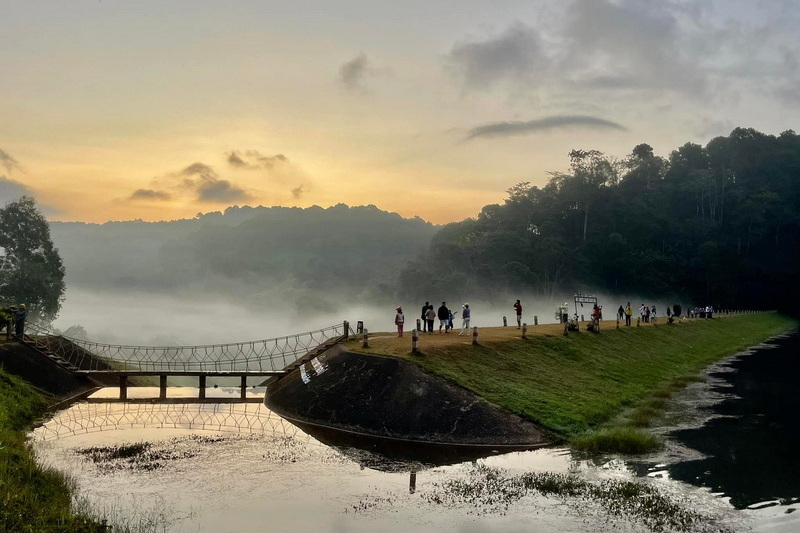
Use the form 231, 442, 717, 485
397, 128, 800, 312
51, 204, 437, 306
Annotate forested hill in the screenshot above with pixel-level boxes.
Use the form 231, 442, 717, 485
51, 204, 437, 304
398, 128, 800, 312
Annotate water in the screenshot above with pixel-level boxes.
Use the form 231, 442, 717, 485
30, 332, 800, 532
629, 330, 800, 531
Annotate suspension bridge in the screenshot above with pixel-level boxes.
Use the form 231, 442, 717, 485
21, 321, 353, 402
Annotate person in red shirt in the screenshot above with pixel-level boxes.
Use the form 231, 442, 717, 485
513, 299, 523, 329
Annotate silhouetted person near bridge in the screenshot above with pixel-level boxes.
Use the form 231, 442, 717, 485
13, 304, 27, 339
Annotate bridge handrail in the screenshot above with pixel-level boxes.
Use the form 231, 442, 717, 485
23, 321, 351, 373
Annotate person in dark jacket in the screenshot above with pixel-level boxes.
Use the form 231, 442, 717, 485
13, 304, 27, 338
437, 302, 450, 333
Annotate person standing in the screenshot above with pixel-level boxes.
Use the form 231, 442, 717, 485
420, 302, 430, 327
437, 302, 450, 333
395, 306, 405, 337
625, 302, 632, 326
513, 299, 523, 329
459, 303, 471, 335
13, 303, 27, 339
424, 305, 436, 334
617, 305, 624, 321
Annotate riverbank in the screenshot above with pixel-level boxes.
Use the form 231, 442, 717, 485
0, 368, 107, 532
347, 313, 797, 451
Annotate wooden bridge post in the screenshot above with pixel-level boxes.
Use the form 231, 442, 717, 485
343, 321, 350, 341
240, 376, 247, 399
119, 375, 128, 400
199, 375, 206, 399
159, 375, 167, 399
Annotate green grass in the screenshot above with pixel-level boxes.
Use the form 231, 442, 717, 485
388, 313, 797, 452
0, 369, 109, 532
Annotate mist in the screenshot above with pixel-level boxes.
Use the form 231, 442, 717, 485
52, 286, 678, 347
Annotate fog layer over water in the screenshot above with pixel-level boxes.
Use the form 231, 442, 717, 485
53, 288, 673, 346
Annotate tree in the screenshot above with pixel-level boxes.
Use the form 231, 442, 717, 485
0, 196, 66, 320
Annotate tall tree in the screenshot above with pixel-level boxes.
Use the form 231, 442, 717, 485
0, 196, 66, 320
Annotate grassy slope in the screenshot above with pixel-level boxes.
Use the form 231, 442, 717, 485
358, 314, 796, 440
0, 369, 106, 533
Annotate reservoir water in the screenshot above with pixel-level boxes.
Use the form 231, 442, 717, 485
31, 331, 799, 532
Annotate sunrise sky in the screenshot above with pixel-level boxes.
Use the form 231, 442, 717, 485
2, 0, 799, 224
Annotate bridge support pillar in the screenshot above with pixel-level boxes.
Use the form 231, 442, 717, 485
241, 376, 247, 399
199, 375, 206, 399
160, 375, 167, 399
119, 375, 128, 400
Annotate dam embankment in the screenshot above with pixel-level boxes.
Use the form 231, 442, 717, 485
267, 313, 797, 443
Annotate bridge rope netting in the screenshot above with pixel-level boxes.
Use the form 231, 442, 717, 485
31, 402, 309, 442
24, 321, 352, 373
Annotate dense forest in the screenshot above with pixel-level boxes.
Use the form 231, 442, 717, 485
47, 127, 800, 315
398, 128, 800, 312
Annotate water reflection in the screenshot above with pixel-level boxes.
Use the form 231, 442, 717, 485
632, 332, 800, 512
32, 388, 754, 532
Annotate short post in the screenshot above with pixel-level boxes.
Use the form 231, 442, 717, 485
616, 318, 620, 329
416, 318, 422, 332
472, 326, 479, 345
159, 375, 167, 399
411, 329, 419, 354
534, 315, 538, 326
199, 375, 206, 399
581, 314, 584, 322
240, 376, 247, 399
119, 375, 128, 400
521, 323, 527, 339
636, 318, 640, 327
343, 321, 350, 341
503, 316, 507, 327
362, 329, 369, 348
356, 321, 364, 334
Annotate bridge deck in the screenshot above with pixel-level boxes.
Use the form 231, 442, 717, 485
75, 370, 287, 377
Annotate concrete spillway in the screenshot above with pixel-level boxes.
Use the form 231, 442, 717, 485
264, 345, 551, 447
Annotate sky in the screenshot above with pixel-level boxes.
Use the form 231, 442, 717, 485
2, 0, 800, 224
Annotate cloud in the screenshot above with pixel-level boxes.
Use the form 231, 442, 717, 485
0, 176, 35, 205
339, 53, 371, 92
445, 23, 547, 91
291, 185, 308, 199
464, 115, 627, 140
563, 0, 707, 95
227, 150, 288, 170
132, 161, 253, 205
130, 189, 172, 201
196, 179, 250, 203
0, 148, 23, 174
